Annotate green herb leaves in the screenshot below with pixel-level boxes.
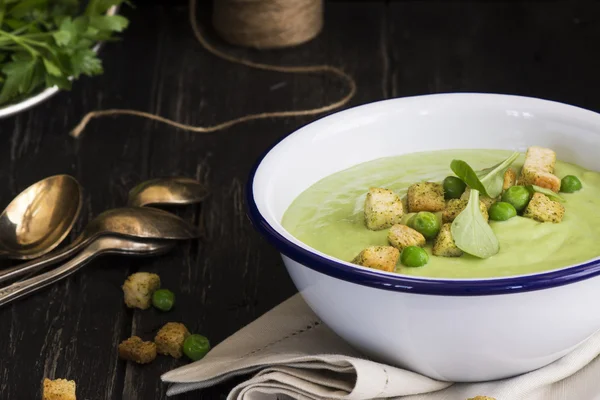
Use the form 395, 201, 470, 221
451, 188, 499, 259
0, 0, 129, 106
449, 152, 519, 259
451, 152, 520, 198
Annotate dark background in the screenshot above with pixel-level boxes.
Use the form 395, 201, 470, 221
1, 1, 600, 399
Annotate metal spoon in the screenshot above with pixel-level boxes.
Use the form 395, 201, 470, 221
0, 236, 174, 307
127, 177, 208, 207
0, 207, 198, 284
0, 174, 82, 260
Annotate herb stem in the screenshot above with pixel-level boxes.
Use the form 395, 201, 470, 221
0, 30, 38, 57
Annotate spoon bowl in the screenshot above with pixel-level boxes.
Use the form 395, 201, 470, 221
127, 177, 208, 207
0, 175, 82, 260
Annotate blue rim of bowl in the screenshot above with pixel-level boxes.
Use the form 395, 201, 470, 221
245, 102, 600, 297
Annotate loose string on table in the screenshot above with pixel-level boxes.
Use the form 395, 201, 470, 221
70, 0, 357, 138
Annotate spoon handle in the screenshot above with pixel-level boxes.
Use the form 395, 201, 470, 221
0, 235, 88, 285
0, 241, 102, 307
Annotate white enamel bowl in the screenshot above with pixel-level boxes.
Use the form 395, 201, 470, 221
247, 93, 600, 382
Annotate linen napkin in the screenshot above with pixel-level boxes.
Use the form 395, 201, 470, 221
162, 294, 600, 399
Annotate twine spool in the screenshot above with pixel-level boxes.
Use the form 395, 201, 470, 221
213, 0, 323, 49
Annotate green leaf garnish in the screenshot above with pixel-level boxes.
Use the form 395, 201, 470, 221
527, 185, 566, 203
450, 160, 488, 195
451, 189, 499, 259
0, 0, 129, 106
451, 152, 520, 198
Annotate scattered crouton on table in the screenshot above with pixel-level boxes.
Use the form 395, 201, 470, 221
42, 378, 76, 400
118, 336, 157, 364
467, 397, 496, 400
364, 187, 404, 230
443, 199, 489, 223
352, 246, 399, 272
433, 223, 463, 257
407, 182, 445, 213
122, 272, 161, 310
523, 192, 565, 223
387, 224, 426, 251
155, 322, 190, 358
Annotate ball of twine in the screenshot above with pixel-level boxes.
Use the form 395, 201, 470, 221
213, 0, 323, 49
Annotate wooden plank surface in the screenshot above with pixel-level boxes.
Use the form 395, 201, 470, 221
2, 1, 600, 399
0, 1, 386, 399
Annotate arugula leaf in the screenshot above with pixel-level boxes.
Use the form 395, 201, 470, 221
527, 185, 566, 203
478, 152, 520, 198
451, 189, 499, 259
450, 160, 488, 195
451, 152, 520, 198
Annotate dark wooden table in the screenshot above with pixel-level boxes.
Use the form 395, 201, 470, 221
2, 1, 600, 399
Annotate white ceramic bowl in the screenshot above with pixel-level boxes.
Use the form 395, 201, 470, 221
247, 93, 600, 382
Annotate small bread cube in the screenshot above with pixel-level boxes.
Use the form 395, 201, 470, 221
433, 223, 463, 257
400, 194, 408, 212
42, 378, 76, 400
443, 199, 489, 223
155, 322, 190, 358
352, 246, 399, 272
118, 336, 157, 364
122, 272, 161, 310
461, 188, 497, 210
519, 146, 561, 192
523, 146, 556, 173
503, 168, 517, 190
364, 188, 404, 230
468, 397, 496, 400
407, 182, 445, 213
523, 192, 565, 223
387, 224, 426, 251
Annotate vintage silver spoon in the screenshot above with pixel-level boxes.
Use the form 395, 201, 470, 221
0, 236, 174, 307
0, 207, 198, 284
0, 174, 82, 260
127, 177, 208, 207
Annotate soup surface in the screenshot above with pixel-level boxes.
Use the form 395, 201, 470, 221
281, 149, 600, 278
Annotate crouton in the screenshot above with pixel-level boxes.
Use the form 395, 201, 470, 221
461, 188, 497, 210
442, 199, 489, 223
400, 194, 408, 212
42, 378, 76, 400
118, 336, 157, 364
155, 322, 190, 358
352, 246, 400, 272
467, 397, 496, 400
122, 272, 161, 310
387, 224, 426, 251
407, 182, 445, 213
433, 223, 463, 257
519, 146, 561, 192
523, 192, 565, 223
503, 168, 516, 190
364, 188, 404, 230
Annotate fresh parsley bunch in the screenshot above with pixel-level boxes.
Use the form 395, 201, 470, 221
0, 0, 129, 106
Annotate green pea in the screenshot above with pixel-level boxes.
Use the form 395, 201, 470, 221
488, 202, 517, 221
408, 211, 440, 239
560, 175, 582, 193
501, 186, 531, 212
400, 246, 429, 268
183, 334, 211, 361
443, 176, 467, 199
152, 289, 175, 312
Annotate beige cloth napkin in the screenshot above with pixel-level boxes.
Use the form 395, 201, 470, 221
162, 294, 600, 399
